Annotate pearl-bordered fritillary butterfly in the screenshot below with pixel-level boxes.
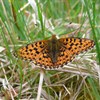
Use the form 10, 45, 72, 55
15, 35, 95, 69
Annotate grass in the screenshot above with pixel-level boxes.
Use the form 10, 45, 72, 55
0, 0, 100, 99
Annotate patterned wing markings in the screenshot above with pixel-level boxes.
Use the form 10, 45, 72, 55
55, 37, 95, 66
16, 35, 95, 69
17, 40, 55, 68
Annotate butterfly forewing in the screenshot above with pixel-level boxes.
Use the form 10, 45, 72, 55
17, 40, 56, 68
56, 37, 95, 66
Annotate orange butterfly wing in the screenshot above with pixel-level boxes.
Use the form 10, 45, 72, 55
54, 37, 95, 67
17, 40, 56, 69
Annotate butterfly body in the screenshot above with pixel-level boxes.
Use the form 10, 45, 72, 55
47, 35, 61, 63
16, 35, 95, 69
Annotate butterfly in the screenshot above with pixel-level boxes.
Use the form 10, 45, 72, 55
15, 35, 95, 69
